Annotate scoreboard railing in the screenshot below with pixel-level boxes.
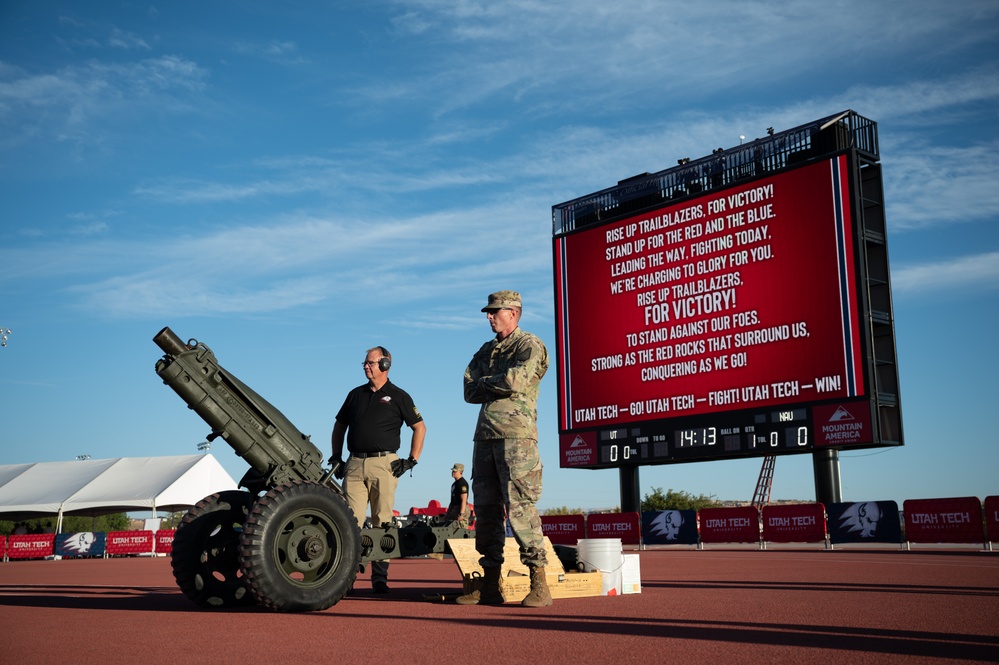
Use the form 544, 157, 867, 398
553, 110, 878, 236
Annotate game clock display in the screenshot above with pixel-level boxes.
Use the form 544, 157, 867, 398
594, 405, 813, 466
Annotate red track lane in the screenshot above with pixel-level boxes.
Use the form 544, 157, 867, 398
0, 549, 997, 664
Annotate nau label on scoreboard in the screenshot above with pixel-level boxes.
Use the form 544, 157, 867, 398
561, 431, 597, 467
813, 401, 871, 447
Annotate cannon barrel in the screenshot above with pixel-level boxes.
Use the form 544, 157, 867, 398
153, 327, 332, 493
153, 326, 190, 356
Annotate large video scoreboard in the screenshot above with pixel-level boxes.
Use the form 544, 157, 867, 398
553, 117, 902, 470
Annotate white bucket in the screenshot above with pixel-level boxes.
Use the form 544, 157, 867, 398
576, 538, 624, 596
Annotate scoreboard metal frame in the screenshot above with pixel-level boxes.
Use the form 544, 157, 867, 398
552, 111, 902, 471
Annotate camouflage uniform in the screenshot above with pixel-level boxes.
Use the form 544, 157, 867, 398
464, 319, 549, 569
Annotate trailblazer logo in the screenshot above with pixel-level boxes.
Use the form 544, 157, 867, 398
838, 501, 882, 538
649, 510, 683, 541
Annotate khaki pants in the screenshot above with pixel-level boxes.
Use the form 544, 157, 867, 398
344, 453, 399, 528
345, 454, 398, 586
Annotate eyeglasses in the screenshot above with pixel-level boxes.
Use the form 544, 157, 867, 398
486, 308, 512, 314
361, 360, 381, 366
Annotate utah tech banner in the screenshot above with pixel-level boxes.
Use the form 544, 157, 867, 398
642, 510, 698, 545
827, 501, 901, 544
55, 532, 107, 557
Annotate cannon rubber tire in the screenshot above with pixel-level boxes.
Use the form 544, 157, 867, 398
239, 481, 360, 612
170, 490, 257, 608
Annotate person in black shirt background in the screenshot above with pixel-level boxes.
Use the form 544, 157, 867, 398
445, 463, 471, 527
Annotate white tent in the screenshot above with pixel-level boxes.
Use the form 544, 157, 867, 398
0, 454, 238, 531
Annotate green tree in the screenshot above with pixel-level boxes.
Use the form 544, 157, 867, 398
642, 487, 720, 512
1, 513, 131, 535
541, 506, 586, 516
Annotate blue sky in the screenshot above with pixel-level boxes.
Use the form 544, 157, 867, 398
1, 1, 997, 514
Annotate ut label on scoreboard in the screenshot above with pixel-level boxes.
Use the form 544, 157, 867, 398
552, 115, 902, 470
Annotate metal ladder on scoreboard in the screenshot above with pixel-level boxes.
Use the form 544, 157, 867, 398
752, 456, 776, 510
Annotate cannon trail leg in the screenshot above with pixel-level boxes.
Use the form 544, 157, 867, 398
239, 481, 360, 612
171, 490, 258, 608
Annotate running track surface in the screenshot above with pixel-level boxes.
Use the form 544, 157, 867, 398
0, 548, 996, 664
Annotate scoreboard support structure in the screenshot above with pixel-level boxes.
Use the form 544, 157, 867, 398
552, 111, 901, 507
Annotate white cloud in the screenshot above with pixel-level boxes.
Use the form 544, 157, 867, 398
0, 55, 208, 149
892, 251, 999, 293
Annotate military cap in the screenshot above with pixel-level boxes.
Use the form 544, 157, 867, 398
452, 463, 464, 472
481, 290, 522, 312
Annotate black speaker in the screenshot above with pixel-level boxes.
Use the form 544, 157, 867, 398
378, 347, 391, 372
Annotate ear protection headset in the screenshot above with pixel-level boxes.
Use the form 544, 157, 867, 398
377, 346, 392, 372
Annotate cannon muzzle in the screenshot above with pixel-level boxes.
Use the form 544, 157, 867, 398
153, 326, 190, 356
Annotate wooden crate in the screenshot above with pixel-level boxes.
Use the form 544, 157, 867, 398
447, 537, 603, 602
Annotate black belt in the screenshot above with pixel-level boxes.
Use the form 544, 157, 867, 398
351, 451, 394, 458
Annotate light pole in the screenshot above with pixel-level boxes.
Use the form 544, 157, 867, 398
197, 441, 211, 453
76, 454, 91, 461
1, 327, 11, 347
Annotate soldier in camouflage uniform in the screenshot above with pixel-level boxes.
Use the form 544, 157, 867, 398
456, 290, 552, 608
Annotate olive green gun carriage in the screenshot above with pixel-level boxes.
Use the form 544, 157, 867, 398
153, 327, 470, 612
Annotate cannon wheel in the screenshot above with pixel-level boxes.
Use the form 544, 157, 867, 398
171, 490, 258, 608
239, 481, 360, 612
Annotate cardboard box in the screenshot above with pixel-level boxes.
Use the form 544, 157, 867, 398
447, 537, 603, 602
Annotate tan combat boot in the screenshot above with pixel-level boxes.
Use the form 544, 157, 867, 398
456, 565, 504, 605
521, 566, 553, 607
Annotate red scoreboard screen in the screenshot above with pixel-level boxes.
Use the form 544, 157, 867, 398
554, 153, 897, 469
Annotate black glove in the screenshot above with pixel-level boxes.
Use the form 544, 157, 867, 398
390, 456, 417, 478
331, 458, 346, 480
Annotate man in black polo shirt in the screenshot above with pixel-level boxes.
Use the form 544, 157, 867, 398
331, 345, 425, 593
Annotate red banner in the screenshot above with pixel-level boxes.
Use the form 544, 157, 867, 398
106, 530, 154, 556
541, 515, 586, 545
7, 534, 55, 559
586, 512, 641, 544
903, 497, 984, 544
0, 535, 6, 558
762, 503, 826, 543
699, 506, 760, 544
984, 496, 999, 543
155, 529, 176, 554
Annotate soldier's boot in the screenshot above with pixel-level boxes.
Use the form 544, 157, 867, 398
521, 565, 553, 608
456, 565, 504, 605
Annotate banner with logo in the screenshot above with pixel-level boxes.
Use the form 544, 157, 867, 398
698, 506, 760, 544
155, 529, 176, 554
903, 497, 984, 544
7, 534, 55, 559
106, 530, 154, 556
586, 512, 641, 544
55, 531, 107, 557
762, 503, 826, 543
985, 496, 999, 543
641, 510, 698, 545
827, 501, 901, 544
541, 515, 586, 545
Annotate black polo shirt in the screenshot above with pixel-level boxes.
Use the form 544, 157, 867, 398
335, 379, 423, 454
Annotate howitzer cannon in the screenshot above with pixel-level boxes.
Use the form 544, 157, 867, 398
153, 327, 471, 612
